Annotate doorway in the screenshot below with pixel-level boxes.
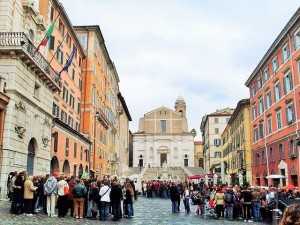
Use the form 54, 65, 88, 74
27, 138, 37, 175
160, 153, 167, 167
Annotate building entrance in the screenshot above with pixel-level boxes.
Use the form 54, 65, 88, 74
160, 153, 167, 167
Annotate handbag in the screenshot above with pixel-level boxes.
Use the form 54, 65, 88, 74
64, 185, 69, 195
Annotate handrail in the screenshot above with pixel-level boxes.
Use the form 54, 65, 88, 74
0, 32, 61, 88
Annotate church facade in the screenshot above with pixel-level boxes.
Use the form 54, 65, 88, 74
133, 97, 194, 168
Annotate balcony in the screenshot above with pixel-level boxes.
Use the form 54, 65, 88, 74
0, 32, 61, 92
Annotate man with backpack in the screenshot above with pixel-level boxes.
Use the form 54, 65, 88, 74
99, 180, 111, 221
44, 175, 58, 217
72, 179, 87, 219
224, 187, 234, 220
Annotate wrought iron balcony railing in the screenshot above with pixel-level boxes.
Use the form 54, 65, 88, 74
0, 32, 61, 92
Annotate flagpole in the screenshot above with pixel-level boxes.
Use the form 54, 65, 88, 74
49, 31, 68, 65
35, 11, 61, 53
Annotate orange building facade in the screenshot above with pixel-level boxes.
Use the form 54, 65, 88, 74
74, 26, 114, 177
39, 0, 91, 177
246, 8, 300, 187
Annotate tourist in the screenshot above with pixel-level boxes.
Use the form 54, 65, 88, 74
214, 187, 224, 219
280, 203, 300, 225
57, 176, 69, 217
224, 187, 234, 220
99, 180, 111, 221
170, 182, 180, 213
86, 180, 99, 219
124, 182, 134, 218
241, 185, 253, 223
72, 179, 87, 219
110, 180, 123, 221
23, 175, 37, 216
252, 187, 262, 222
10, 172, 24, 215
44, 174, 58, 217
183, 186, 191, 214
67, 176, 76, 216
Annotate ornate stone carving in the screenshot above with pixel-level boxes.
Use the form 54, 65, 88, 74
15, 101, 26, 112
43, 118, 51, 128
42, 136, 49, 147
15, 126, 26, 139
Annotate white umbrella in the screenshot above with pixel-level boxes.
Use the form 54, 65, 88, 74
266, 174, 285, 179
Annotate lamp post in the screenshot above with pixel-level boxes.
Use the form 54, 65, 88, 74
93, 112, 100, 173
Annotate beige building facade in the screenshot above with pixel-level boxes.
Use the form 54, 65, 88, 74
0, 0, 60, 197
194, 141, 204, 168
133, 97, 195, 168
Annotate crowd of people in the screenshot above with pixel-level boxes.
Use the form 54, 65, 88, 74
142, 180, 300, 224
7, 171, 136, 221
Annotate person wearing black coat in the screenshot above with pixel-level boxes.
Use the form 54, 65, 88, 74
170, 183, 180, 213
110, 181, 123, 221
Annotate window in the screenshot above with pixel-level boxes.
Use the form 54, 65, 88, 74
49, 36, 55, 50
257, 76, 262, 89
267, 117, 272, 134
34, 82, 40, 99
56, 48, 63, 64
214, 139, 221, 147
214, 118, 219, 123
52, 103, 59, 117
85, 150, 89, 162
77, 102, 80, 114
283, 70, 293, 94
215, 128, 219, 134
74, 143, 77, 158
58, 19, 65, 36
253, 127, 258, 142
52, 132, 58, 153
80, 146, 83, 160
214, 151, 221, 158
79, 79, 82, 90
276, 109, 282, 129
274, 81, 281, 102
265, 91, 272, 109
252, 105, 257, 119
160, 120, 166, 133
269, 148, 273, 162
258, 123, 264, 138
65, 138, 69, 157
298, 59, 300, 73
294, 28, 300, 50
279, 143, 284, 159
72, 69, 75, 80
50, 7, 54, 21
282, 43, 290, 63
272, 57, 279, 72
286, 102, 295, 124
263, 68, 269, 82
289, 140, 296, 156
258, 96, 264, 115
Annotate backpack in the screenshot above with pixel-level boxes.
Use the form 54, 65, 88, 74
224, 192, 233, 203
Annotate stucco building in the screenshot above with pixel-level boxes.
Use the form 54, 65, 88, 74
39, 0, 90, 177
221, 99, 252, 186
194, 141, 204, 168
133, 97, 194, 168
0, 0, 60, 197
245, 7, 300, 187
200, 108, 234, 174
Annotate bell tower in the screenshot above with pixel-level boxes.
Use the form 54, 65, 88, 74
175, 96, 186, 117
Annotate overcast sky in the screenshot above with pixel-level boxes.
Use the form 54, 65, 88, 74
61, 0, 299, 138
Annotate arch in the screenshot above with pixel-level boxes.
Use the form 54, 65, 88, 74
79, 164, 83, 178
27, 138, 37, 175
50, 156, 59, 176
62, 160, 70, 176
85, 165, 89, 173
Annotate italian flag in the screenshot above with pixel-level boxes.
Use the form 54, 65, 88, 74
36, 22, 55, 51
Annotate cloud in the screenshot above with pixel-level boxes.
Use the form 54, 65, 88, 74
61, 0, 300, 138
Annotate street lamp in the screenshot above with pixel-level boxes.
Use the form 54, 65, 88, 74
93, 112, 100, 172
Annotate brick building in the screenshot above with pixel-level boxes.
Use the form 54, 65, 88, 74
245, 8, 300, 187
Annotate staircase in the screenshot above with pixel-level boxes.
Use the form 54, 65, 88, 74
142, 167, 187, 181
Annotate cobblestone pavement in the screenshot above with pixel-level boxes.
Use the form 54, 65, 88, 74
0, 198, 264, 225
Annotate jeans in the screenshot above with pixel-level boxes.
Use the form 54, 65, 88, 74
99, 201, 110, 221
46, 194, 56, 217
127, 203, 134, 217
183, 198, 190, 214
225, 204, 233, 219
171, 201, 178, 213
252, 201, 261, 221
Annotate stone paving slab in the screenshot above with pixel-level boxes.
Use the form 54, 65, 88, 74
0, 198, 264, 225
